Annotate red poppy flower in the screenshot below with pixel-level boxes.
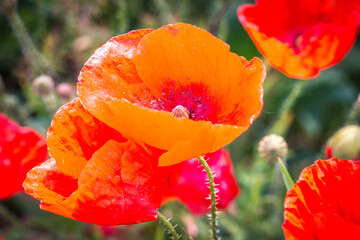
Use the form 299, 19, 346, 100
237, 0, 360, 79
162, 148, 239, 215
24, 99, 168, 225
0, 113, 48, 199
77, 22, 265, 166
283, 158, 360, 239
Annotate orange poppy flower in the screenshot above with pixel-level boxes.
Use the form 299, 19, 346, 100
283, 158, 360, 239
77, 22, 265, 166
0, 113, 48, 199
24, 99, 168, 225
237, 0, 360, 79
163, 148, 239, 215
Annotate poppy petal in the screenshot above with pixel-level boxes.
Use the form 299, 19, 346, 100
23, 158, 78, 219
163, 149, 239, 215
47, 98, 126, 178
78, 29, 156, 110
88, 98, 247, 166
24, 140, 168, 225
0, 114, 48, 199
283, 158, 360, 239
238, 1, 359, 79
78, 23, 265, 166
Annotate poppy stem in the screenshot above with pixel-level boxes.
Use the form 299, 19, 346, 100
197, 156, 219, 240
346, 93, 360, 125
154, 0, 175, 24
6, 9, 55, 75
157, 211, 180, 240
268, 80, 308, 136
208, 0, 232, 36
0, 204, 18, 226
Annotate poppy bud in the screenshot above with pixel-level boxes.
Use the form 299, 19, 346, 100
326, 125, 360, 160
32, 74, 54, 96
258, 134, 288, 163
56, 83, 75, 101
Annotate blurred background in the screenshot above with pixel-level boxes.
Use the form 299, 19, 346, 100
0, 0, 359, 239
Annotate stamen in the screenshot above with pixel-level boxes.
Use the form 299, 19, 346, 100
171, 105, 190, 119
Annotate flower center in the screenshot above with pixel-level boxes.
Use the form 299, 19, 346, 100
171, 105, 190, 119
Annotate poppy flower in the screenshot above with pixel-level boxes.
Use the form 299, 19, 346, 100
163, 148, 239, 215
0, 113, 48, 199
24, 99, 168, 225
283, 158, 360, 239
237, 0, 360, 79
77, 22, 265, 166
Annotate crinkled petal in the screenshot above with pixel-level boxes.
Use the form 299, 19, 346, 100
24, 140, 168, 225
163, 149, 239, 214
238, 1, 359, 79
78, 23, 265, 166
0, 114, 48, 199
78, 29, 156, 108
134, 23, 264, 126
23, 159, 78, 219
283, 158, 360, 239
87, 98, 246, 166
47, 98, 126, 178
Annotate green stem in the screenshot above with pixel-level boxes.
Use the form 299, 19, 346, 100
154, 0, 175, 24
278, 158, 295, 191
197, 156, 219, 240
268, 80, 308, 136
0, 204, 18, 226
208, 0, 232, 36
157, 211, 180, 240
7, 11, 55, 75
346, 93, 360, 125
114, 0, 128, 34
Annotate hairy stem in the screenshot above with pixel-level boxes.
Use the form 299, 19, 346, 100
0, 204, 18, 226
268, 80, 308, 136
155, 0, 175, 24
197, 156, 218, 240
208, 0, 232, 36
7, 11, 55, 75
157, 211, 180, 240
346, 93, 360, 125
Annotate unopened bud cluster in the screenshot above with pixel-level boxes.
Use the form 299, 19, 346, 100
258, 134, 288, 163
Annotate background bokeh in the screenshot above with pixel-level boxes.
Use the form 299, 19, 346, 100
0, 0, 359, 239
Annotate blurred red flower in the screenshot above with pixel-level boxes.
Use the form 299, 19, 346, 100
77, 22, 265, 166
24, 99, 168, 225
0, 113, 48, 199
238, 0, 360, 79
163, 148, 239, 215
283, 158, 360, 239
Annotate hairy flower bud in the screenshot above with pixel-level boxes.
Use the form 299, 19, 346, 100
32, 74, 54, 96
326, 125, 360, 160
258, 134, 288, 163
